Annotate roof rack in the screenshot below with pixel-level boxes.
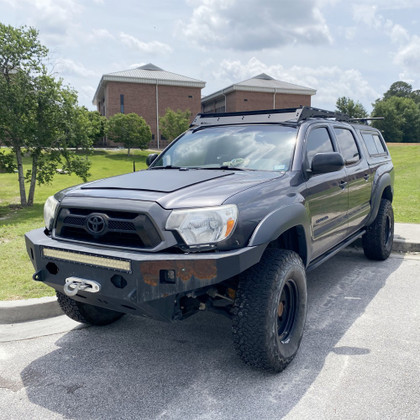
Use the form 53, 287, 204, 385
191, 106, 354, 127
191, 108, 303, 127
297, 107, 351, 122
347, 116, 384, 123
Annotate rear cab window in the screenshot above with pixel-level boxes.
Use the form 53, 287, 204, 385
361, 131, 388, 156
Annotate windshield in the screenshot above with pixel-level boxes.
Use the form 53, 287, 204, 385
151, 125, 297, 171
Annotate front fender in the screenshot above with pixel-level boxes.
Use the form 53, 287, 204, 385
247, 203, 310, 258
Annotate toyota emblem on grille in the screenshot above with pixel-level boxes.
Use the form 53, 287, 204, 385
86, 214, 106, 235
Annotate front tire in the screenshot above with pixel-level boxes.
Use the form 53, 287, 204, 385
56, 291, 124, 326
363, 198, 394, 261
232, 249, 307, 372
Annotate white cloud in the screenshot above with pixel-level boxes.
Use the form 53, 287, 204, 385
54, 58, 96, 77
88, 28, 114, 41
352, 4, 382, 29
394, 35, 420, 74
4, 0, 83, 46
344, 27, 357, 40
390, 24, 410, 44
78, 84, 96, 103
119, 32, 172, 54
22, 0, 81, 30
181, 0, 332, 50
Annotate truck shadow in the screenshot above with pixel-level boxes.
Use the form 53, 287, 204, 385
21, 249, 403, 419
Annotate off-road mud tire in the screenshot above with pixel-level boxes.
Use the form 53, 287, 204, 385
363, 198, 394, 261
56, 291, 124, 326
232, 249, 307, 373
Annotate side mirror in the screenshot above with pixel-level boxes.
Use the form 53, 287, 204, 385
146, 153, 159, 167
311, 152, 345, 174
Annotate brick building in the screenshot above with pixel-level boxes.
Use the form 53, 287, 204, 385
92, 63, 205, 148
201, 73, 316, 114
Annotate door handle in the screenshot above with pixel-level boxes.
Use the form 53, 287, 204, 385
339, 180, 347, 189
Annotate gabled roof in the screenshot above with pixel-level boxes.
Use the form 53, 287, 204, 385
201, 73, 316, 104
93, 63, 206, 105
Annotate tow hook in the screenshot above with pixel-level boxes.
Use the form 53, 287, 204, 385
64, 277, 101, 297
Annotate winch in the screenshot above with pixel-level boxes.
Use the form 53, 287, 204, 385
64, 277, 101, 296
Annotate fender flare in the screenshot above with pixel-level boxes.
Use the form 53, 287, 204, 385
366, 172, 393, 226
248, 203, 310, 263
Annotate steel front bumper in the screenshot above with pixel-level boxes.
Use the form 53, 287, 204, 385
25, 228, 265, 321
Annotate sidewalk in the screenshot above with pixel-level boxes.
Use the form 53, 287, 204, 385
1, 223, 419, 325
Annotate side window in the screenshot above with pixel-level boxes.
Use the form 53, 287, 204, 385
306, 127, 334, 167
372, 134, 387, 154
334, 128, 360, 164
361, 132, 387, 156
361, 133, 378, 155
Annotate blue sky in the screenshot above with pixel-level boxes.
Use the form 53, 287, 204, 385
1, 0, 419, 113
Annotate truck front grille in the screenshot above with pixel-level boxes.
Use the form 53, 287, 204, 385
54, 208, 162, 249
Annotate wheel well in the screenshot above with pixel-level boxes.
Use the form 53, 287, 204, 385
268, 226, 307, 266
382, 186, 393, 202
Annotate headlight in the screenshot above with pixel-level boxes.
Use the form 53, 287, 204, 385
43, 196, 59, 230
166, 205, 238, 245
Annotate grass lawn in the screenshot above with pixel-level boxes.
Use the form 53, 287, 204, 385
387, 143, 420, 224
0, 144, 418, 300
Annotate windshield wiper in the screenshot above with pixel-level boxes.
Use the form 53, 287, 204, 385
149, 165, 183, 170
150, 165, 255, 171
215, 166, 258, 171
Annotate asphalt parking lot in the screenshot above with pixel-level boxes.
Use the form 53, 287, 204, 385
1, 249, 419, 420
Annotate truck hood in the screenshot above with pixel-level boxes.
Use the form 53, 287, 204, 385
64, 168, 284, 209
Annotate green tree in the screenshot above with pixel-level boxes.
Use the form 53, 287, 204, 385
335, 97, 368, 119
0, 23, 92, 206
410, 89, 420, 104
383, 81, 413, 100
159, 108, 192, 142
85, 110, 107, 146
106, 113, 152, 155
371, 96, 420, 143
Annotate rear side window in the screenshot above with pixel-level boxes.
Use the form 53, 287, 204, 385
334, 128, 360, 164
306, 127, 334, 166
361, 132, 387, 156
361, 133, 378, 155
373, 134, 387, 154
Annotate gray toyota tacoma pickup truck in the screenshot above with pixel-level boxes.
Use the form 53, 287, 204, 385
25, 106, 394, 372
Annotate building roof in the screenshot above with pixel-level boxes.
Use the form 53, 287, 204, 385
201, 73, 316, 104
93, 63, 206, 105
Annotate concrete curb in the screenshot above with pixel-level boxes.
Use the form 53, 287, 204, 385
0, 296, 62, 324
393, 238, 420, 253
393, 224, 420, 253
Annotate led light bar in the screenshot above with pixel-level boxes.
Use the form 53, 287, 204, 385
42, 248, 131, 272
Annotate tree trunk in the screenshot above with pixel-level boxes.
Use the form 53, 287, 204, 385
27, 152, 38, 206
14, 145, 27, 206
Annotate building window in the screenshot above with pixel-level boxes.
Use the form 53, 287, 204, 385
188, 95, 193, 98
244, 99, 248, 102
120, 94, 124, 114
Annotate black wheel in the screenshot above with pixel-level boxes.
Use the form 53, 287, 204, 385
363, 198, 394, 261
56, 291, 124, 326
232, 249, 307, 372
